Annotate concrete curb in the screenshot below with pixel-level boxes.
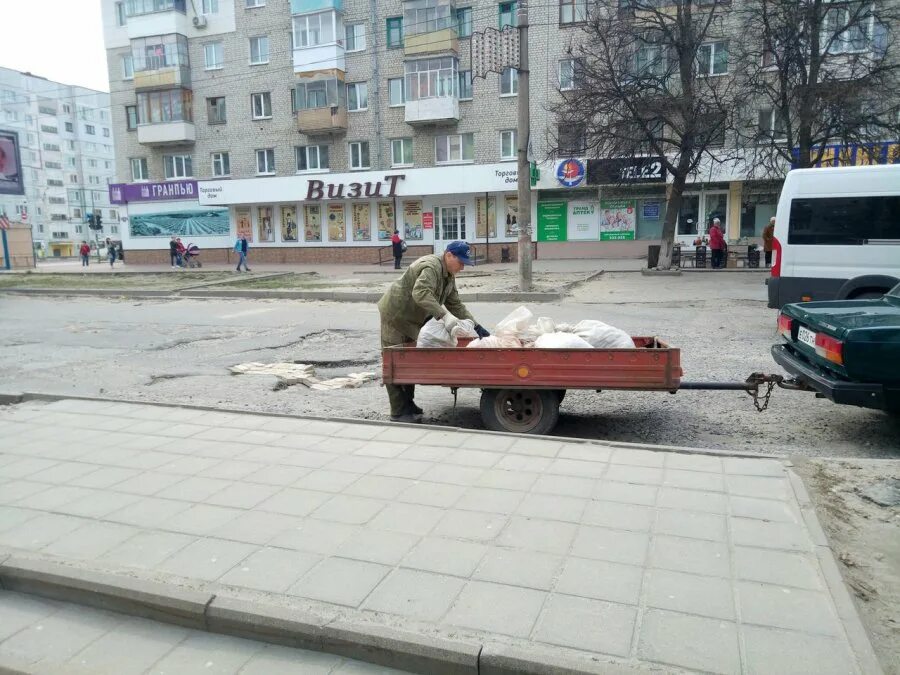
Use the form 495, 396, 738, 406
640, 269, 682, 277
681, 268, 769, 273
0, 556, 212, 630
0, 288, 177, 298
479, 643, 655, 674
175, 271, 294, 291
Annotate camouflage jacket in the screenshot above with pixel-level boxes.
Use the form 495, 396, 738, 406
377, 254, 475, 339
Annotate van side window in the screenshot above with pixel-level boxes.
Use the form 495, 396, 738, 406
788, 196, 900, 245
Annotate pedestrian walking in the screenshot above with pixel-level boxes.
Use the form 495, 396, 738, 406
175, 238, 186, 268
106, 237, 117, 268
169, 236, 178, 268
708, 218, 725, 269
79, 241, 90, 267
391, 230, 404, 270
234, 235, 250, 272
762, 216, 775, 267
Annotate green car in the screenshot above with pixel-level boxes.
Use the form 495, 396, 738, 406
772, 283, 900, 413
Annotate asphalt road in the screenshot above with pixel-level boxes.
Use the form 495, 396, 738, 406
1, 271, 897, 458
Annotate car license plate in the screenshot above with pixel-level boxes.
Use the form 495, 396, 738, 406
797, 325, 816, 348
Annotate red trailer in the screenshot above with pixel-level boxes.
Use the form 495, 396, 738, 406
383, 337, 684, 435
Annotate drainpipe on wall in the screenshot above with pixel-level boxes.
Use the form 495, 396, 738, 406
370, 0, 382, 169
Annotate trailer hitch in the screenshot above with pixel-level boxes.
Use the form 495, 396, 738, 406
679, 373, 789, 412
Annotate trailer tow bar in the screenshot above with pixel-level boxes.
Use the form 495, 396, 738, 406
678, 373, 791, 412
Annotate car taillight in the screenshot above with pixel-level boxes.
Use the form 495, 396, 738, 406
771, 237, 782, 277
815, 334, 844, 365
777, 313, 793, 338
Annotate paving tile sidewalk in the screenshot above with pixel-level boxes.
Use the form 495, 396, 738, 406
0, 590, 410, 674
0, 399, 881, 675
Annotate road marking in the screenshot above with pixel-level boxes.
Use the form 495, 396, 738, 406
219, 307, 278, 319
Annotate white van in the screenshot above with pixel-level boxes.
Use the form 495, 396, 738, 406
767, 164, 900, 309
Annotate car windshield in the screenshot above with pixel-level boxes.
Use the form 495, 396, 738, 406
887, 283, 900, 299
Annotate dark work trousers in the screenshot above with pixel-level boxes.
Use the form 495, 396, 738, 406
394, 255, 402, 270
764, 250, 772, 267
380, 318, 416, 417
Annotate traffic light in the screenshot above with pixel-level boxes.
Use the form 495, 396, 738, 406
87, 212, 103, 231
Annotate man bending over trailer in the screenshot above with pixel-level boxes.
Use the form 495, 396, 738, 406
377, 240, 490, 423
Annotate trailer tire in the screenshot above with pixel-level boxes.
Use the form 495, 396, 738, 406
555, 389, 567, 404
480, 389, 560, 435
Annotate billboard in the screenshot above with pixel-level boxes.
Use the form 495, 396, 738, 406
129, 208, 231, 238
0, 130, 24, 196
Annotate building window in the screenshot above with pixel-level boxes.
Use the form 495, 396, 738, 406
758, 108, 787, 142
115, 1, 126, 25
405, 57, 458, 100
89, 159, 98, 168
70, 175, 79, 183
500, 67, 518, 96
132, 34, 190, 71
105, 161, 112, 169
391, 138, 413, 167
697, 41, 728, 76
293, 11, 338, 48
207, 96, 226, 124
349, 141, 370, 170
67, 157, 76, 167
122, 54, 134, 79
85, 124, 95, 135
295, 145, 329, 172
558, 124, 586, 155
500, 129, 516, 160
456, 6, 472, 37
458, 70, 473, 100
559, 58, 583, 90
295, 79, 341, 109
559, 0, 586, 25
211, 152, 230, 176
347, 83, 368, 112
130, 157, 149, 181
250, 36, 270, 64
499, 1, 517, 28
65, 122, 74, 132
823, 7, 872, 54
256, 148, 275, 175
388, 78, 405, 106
435, 133, 474, 163
102, 128, 110, 137
73, 208, 82, 219
201, 0, 218, 13
204, 42, 223, 69
164, 154, 193, 179
251, 92, 272, 119
109, 209, 118, 220
346, 23, 366, 51
246, 0, 265, 7
404, 0, 455, 36
67, 140, 75, 150
387, 17, 403, 48
136, 89, 193, 124
125, 105, 138, 130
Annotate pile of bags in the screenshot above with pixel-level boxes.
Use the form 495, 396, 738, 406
469, 306, 634, 350
416, 305, 635, 350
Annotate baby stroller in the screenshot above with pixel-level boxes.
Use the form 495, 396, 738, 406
183, 243, 202, 268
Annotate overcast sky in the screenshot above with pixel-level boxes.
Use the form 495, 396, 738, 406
0, 0, 109, 92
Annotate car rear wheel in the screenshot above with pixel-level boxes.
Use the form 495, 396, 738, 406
480, 389, 560, 435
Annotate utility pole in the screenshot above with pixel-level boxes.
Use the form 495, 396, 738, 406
516, 0, 532, 291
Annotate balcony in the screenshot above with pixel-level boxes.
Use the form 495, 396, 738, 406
294, 43, 345, 74
296, 106, 348, 135
290, 0, 342, 13
405, 96, 459, 125
134, 65, 190, 91
405, 27, 458, 57
137, 121, 196, 145
292, 6, 345, 74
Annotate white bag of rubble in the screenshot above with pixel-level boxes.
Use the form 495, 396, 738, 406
572, 320, 634, 349
467, 335, 523, 348
534, 333, 593, 349
417, 318, 455, 348
495, 306, 533, 338
451, 319, 478, 339
522, 317, 556, 345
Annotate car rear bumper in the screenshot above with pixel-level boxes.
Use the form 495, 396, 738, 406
771, 344, 886, 410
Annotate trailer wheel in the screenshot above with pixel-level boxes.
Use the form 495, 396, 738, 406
555, 389, 567, 404
480, 389, 560, 435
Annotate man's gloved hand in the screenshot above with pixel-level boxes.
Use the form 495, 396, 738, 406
441, 313, 461, 333
475, 324, 491, 338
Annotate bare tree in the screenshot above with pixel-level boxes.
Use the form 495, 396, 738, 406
551, 0, 743, 269
736, 0, 900, 173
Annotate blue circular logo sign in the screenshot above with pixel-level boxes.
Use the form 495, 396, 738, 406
556, 159, 586, 188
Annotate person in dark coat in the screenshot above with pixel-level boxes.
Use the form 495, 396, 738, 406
391, 230, 404, 270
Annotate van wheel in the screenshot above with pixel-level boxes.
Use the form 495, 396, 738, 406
851, 290, 885, 300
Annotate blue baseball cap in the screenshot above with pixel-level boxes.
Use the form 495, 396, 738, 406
445, 240, 473, 266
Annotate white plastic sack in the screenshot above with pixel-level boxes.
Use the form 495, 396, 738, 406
522, 317, 556, 345
534, 333, 593, 349
417, 318, 455, 348
495, 306, 533, 337
467, 335, 523, 349
572, 320, 634, 349
451, 319, 478, 339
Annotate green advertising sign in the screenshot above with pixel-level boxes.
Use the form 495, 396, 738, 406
537, 201, 568, 242
598, 199, 636, 241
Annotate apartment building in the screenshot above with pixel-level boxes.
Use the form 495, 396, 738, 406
0, 68, 118, 257
101, 0, 897, 263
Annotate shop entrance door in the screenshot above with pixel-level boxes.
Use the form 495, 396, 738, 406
434, 205, 466, 253
676, 191, 729, 244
